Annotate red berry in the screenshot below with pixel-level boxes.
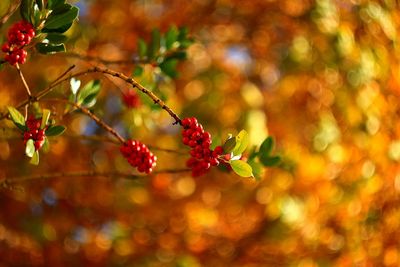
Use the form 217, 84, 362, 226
120, 139, 156, 174
2, 20, 35, 65
180, 117, 223, 177
209, 158, 219, 166
2, 43, 9, 52
213, 146, 224, 155
122, 90, 141, 108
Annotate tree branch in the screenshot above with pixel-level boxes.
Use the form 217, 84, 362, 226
50, 64, 76, 86
0, 0, 21, 26
15, 64, 32, 97
1, 66, 182, 125
43, 98, 126, 144
1, 168, 191, 186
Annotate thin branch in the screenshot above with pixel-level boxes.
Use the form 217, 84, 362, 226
1, 168, 191, 186
50, 64, 76, 86
43, 98, 126, 144
0, 0, 21, 26
1, 66, 182, 125
15, 64, 32, 97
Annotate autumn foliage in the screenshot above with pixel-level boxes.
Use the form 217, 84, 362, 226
0, 0, 400, 266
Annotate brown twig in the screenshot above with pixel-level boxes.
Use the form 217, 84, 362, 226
1, 168, 191, 186
15, 64, 32, 97
50, 64, 76, 85
0, 66, 182, 124
0, 0, 21, 26
43, 98, 126, 144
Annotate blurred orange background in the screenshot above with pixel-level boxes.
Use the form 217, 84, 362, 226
1, 0, 400, 266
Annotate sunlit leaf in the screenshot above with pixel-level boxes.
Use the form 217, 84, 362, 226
25, 139, 35, 158
40, 109, 51, 129
7, 106, 26, 131
77, 80, 101, 106
30, 150, 39, 165
232, 130, 249, 156
248, 159, 263, 181
230, 160, 253, 178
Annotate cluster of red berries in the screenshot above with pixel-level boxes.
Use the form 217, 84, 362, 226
23, 117, 46, 151
120, 140, 157, 174
2, 21, 35, 65
181, 117, 224, 177
122, 90, 141, 108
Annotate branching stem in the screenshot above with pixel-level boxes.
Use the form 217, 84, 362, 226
1, 66, 182, 125
43, 98, 126, 144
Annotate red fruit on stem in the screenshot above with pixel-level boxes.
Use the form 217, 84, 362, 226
120, 139, 156, 174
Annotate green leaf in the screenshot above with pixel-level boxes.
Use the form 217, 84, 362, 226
45, 125, 66, 136
42, 137, 50, 153
223, 137, 236, 154
260, 137, 274, 157
148, 28, 161, 60
178, 27, 194, 48
248, 160, 263, 181
25, 139, 35, 158
33, 3, 41, 27
132, 65, 143, 77
47, 0, 65, 9
7, 106, 25, 130
165, 25, 179, 50
137, 38, 147, 59
45, 33, 67, 44
77, 80, 101, 106
179, 39, 194, 49
36, 43, 66, 54
178, 27, 188, 42
159, 58, 178, 78
30, 150, 40, 165
20, 0, 34, 23
248, 146, 258, 161
260, 155, 281, 167
36, 0, 44, 9
168, 51, 187, 60
230, 160, 253, 178
44, 6, 79, 29
232, 130, 249, 156
42, 22, 72, 33
40, 109, 51, 129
